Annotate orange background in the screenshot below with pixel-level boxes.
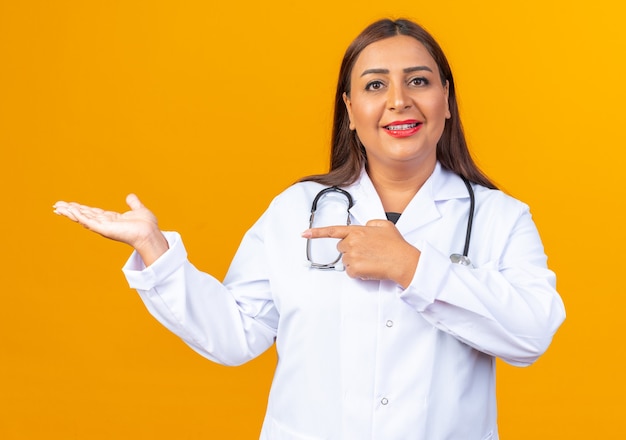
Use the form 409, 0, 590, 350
1, 0, 624, 438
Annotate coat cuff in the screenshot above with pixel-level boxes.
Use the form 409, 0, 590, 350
121, 231, 188, 291
398, 240, 455, 312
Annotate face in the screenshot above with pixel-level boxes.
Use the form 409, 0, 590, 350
343, 35, 450, 174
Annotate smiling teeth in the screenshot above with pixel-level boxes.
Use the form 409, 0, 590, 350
386, 123, 418, 130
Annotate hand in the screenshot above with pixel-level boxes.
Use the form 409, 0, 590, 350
53, 194, 169, 266
302, 220, 420, 288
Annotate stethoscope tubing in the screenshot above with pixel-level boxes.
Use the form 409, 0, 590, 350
307, 174, 475, 269
460, 175, 475, 259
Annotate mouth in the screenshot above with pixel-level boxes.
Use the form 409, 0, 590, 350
383, 120, 422, 137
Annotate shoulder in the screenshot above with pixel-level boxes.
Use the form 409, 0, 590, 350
256, 181, 331, 226
270, 181, 329, 208
436, 166, 530, 217
469, 185, 539, 245
472, 184, 530, 217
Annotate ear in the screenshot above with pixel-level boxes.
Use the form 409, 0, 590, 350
343, 92, 356, 130
444, 81, 451, 120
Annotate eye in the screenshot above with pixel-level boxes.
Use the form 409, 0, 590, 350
409, 77, 430, 87
365, 80, 385, 91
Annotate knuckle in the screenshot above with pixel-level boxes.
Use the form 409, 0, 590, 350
345, 267, 357, 278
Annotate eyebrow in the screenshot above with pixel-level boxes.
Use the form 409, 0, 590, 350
360, 66, 434, 77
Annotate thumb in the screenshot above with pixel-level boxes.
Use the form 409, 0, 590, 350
125, 193, 145, 211
365, 219, 394, 228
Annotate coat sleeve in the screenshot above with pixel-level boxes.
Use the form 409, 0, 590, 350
122, 212, 278, 367
399, 200, 565, 367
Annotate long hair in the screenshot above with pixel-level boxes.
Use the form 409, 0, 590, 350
300, 18, 497, 189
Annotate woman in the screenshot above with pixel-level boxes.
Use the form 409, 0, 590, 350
54, 18, 565, 440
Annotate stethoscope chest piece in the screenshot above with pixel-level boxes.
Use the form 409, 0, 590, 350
449, 253, 472, 266
448, 175, 476, 268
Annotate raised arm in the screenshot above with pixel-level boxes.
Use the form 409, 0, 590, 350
53, 194, 169, 266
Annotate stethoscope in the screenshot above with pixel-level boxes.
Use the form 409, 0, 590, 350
450, 175, 474, 266
306, 175, 475, 269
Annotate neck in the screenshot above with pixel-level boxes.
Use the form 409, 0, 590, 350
367, 160, 436, 213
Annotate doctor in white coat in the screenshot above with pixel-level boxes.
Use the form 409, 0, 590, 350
54, 18, 565, 440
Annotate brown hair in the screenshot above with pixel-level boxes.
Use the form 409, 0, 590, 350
300, 18, 497, 189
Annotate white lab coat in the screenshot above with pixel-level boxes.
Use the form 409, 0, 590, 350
123, 162, 565, 440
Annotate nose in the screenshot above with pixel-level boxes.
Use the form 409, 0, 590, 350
387, 83, 411, 111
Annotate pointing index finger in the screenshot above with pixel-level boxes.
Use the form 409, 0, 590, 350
302, 225, 352, 239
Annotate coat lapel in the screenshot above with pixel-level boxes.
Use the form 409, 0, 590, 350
346, 163, 471, 235
346, 172, 385, 226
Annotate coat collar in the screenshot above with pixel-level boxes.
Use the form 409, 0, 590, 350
345, 162, 472, 234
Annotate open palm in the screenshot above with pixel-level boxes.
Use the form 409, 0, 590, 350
53, 193, 159, 249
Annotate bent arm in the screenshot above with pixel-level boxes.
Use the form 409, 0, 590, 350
124, 230, 278, 367
400, 208, 565, 366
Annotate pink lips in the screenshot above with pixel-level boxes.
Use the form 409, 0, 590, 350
384, 120, 422, 138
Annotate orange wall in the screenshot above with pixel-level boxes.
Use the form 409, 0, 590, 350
1, 0, 624, 438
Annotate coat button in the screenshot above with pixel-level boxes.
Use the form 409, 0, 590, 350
381, 398, 389, 405
385, 320, 393, 328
